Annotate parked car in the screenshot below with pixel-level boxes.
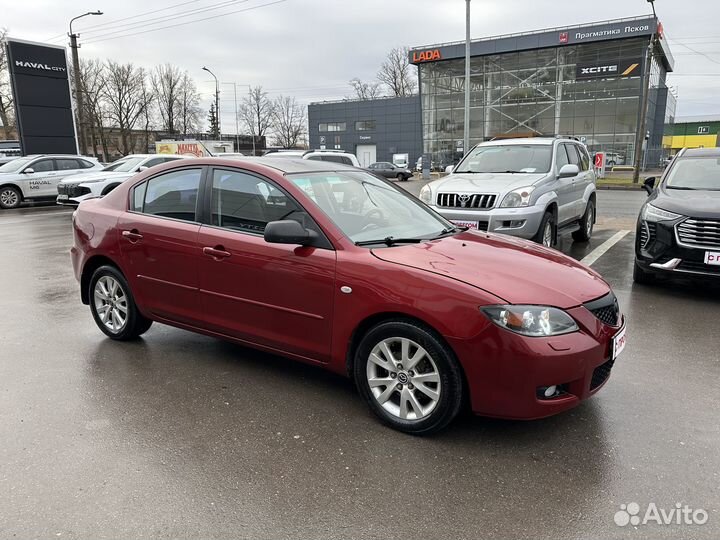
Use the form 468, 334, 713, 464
56, 154, 186, 206
415, 157, 436, 172
634, 147, 720, 284
0, 156, 19, 167
266, 149, 360, 167
70, 157, 624, 434
0, 155, 103, 209
419, 138, 597, 247
661, 155, 674, 169
367, 161, 413, 181
605, 152, 625, 167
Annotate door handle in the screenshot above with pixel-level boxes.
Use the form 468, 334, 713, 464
122, 229, 143, 242
203, 246, 231, 260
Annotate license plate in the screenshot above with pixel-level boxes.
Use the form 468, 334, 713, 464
57, 194, 69, 201
450, 220, 479, 230
704, 251, 720, 266
612, 325, 627, 360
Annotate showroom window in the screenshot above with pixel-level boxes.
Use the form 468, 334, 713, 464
355, 120, 376, 131
141, 168, 201, 221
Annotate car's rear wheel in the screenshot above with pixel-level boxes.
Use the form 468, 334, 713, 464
633, 261, 655, 285
396, 173, 406, 182
573, 199, 595, 242
533, 211, 555, 248
354, 320, 463, 435
0, 186, 22, 209
89, 265, 153, 340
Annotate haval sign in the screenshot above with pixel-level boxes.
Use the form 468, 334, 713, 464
411, 49, 441, 63
14, 60, 66, 72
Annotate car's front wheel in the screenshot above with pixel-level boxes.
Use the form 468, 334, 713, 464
89, 265, 153, 340
0, 186, 22, 209
354, 320, 463, 435
533, 211, 555, 248
573, 199, 595, 242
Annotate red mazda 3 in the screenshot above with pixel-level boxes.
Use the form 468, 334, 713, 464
71, 158, 626, 434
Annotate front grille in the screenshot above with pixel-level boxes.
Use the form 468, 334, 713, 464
676, 218, 720, 249
590, 357, 615, 390
437, 193, 496, 209
677, 261, 720, 275
584, 293, 620, 327
57, 184, 69, 195
62, 184, 90, 198
639, 221, 656, 249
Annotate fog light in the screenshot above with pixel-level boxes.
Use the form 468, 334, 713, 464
537, 385, 560, 399
543, 385, 557, 398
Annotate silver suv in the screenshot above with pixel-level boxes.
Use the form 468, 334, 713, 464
419, 138, 597, 247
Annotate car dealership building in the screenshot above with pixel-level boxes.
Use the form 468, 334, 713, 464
309, 16, 675, 169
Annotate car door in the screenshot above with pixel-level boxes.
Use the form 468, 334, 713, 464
554, 144, 576, 225
197, 166, 336, 362
21, 158, 57, 198
567, 144, 592, 218
117, 167, 203, 324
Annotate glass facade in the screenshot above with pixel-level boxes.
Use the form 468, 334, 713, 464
419, 37, 673, 167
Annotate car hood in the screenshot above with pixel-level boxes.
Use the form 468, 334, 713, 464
59, 171, 131, 185
371, 231, 610, 309
651, 187, 720, 219
429, 172, 547, 195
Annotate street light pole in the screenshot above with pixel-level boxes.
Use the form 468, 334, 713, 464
633, 0, 658, 183
68, 10, 103, 156
202, 66, 220, 139
221, 82, 255, 155
463, 0, 471, 156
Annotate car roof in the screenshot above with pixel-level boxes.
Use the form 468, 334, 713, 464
198, 156, 357, 174
22, 154, 97, 159
478, 138, 555, 147
680, 147, 720, 158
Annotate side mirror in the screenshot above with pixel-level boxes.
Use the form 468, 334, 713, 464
264, 220, 317, 246
23, 168, 35, 174
558, 164, 579, 179
138, 165, 149, 172
642, 176, 657, 195
445, 165, 454, 174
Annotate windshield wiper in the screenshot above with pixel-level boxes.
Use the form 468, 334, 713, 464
355, 236, 425, 247
432, 226, 466, 238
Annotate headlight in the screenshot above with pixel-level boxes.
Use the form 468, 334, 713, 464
419, 184, 432, 205
641, 203, 683, 222
481, 305, 578, 337
500, 186, 535, 208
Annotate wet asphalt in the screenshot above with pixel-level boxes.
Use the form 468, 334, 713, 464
0, 188, 718, 539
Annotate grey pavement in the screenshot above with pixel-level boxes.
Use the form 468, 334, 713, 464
0, 200, 718, 539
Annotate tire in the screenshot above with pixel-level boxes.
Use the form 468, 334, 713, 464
396, 173, 406, 182
89, 265, 153, 340
533, 211, 555, 248
353, 319, 463, 435
572, 199, 595, 242
633, 261, 655, 285
0, 186, 22, 209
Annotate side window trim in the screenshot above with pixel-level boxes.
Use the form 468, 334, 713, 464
126, 165, 206, 224
202, 166, 334, 250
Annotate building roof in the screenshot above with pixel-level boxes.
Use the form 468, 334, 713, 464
673, 115, 720, 125
410, 15, 673, 72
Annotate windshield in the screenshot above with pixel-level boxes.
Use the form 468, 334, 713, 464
288, 171, 453, 244
0, 157, 33, 173
103, 157, 144, 173
455, 145, 552, 174
665, 157, 720, 190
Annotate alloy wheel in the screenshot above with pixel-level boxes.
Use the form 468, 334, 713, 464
543, 222, 553, 247
93, 275, 128, 333
1, 188, 19, 208
366, 337, 441, 421
586, 206, 594, 237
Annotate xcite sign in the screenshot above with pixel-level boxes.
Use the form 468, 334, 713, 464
411, 49, 441, 63
575, 59, 641, 80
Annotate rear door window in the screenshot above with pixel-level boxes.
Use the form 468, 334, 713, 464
56, 159, 81, 171
141, 168, 201, 221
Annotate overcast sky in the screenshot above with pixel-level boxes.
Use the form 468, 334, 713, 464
4, 0, 720, 130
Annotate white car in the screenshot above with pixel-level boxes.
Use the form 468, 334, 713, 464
56, 154, 186, 206
266, 149, 361, 167
0, 155, 103, 210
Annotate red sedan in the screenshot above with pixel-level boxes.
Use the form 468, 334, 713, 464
70, 158, 626, 434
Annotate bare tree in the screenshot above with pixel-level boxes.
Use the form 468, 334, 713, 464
377, 47, 417, 97
239, 85, 274, 143
79, 59, 109, 160
138, 72, 156, 153
271, 95, 305, 148
152, 63, 183, 134
177, 72, 201, 135
348, 77, 383, 100
0, 28, 16, 139
102, 61, 148, 155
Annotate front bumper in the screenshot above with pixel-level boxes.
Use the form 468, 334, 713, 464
448, 305, 624, 419
635, 218, 720, 279
430, 203, 545, 239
